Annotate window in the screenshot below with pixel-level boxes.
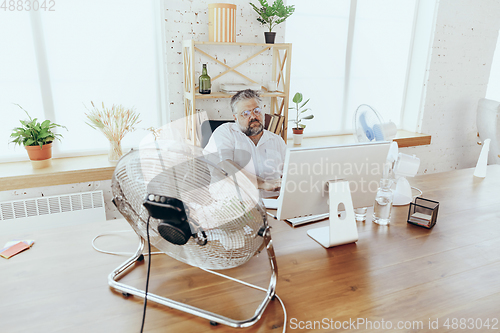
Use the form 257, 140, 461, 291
285, 0, 436, 137
0, 0, 166, 163
486, 31, 500, 101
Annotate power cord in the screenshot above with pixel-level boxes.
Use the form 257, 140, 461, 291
140, 216, 152, 333
411, 186, 423, 198
91, 230, 163, 256
93, 227, 287, 332
266, 211, 278, 220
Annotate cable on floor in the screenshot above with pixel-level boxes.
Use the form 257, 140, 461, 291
411, 186, 423, 198
91, 230, 163, 256
93, 230, 287, 332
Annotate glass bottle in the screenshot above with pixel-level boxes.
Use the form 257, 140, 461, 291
199, 64, 211, 94
372, 178, 393, 226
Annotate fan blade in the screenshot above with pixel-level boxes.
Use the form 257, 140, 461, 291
359, 112, 375, 141
373, 123, 385, 141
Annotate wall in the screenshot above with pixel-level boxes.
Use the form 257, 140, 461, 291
0, 0, 286, 221
3, 0, 500, 219
165, 0, 500, 174
164, 0, 287, 121
401, 0, 500, 174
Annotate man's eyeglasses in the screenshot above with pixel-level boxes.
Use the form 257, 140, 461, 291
240, 107, 262, 118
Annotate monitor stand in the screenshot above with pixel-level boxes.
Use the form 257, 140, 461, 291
307, 180, 359, 248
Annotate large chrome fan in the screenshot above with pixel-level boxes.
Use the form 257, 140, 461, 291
109, 140, 277, 328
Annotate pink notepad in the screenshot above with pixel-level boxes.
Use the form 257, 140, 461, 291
0, 242, 30, 259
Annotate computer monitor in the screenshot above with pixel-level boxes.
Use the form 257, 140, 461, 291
276, 141, 391, 221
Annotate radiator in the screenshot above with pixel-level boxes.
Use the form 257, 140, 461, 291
0, 191, 106, 234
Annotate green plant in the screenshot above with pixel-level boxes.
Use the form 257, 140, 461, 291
10, 104, 67, 148
289, 92, 314, 129
250, 0, 295, 32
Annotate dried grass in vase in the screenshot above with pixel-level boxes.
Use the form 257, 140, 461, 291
85, 101, 141, 162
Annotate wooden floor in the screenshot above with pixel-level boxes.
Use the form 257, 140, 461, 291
1, 166, 499, 332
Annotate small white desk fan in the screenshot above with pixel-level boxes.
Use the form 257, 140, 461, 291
353, 104, 420, 205
353, 104, 397, 142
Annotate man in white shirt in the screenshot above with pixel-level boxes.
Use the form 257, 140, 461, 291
204, 89, 287, 197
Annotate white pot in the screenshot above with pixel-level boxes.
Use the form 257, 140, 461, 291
293, 133, 303, 145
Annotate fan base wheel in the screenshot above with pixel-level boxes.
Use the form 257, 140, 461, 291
210, 321, 219, 326
137, 254, 144, 262
122, 292, 131, 298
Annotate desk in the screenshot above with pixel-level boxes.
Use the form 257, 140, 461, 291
1, 166, 499, 332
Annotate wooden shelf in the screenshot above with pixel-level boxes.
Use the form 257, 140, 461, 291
182, 40, 292, 144
0, 154, 115, 191
392, 130, 432, 148
287, 130, 431, 148
188, 41, 292, 47
0, 131, 429, 191
187, 91, 286, 100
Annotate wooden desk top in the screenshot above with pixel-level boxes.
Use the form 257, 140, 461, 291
1, 166, 499, 332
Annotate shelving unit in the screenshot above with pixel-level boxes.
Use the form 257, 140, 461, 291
182, 40, 292, 144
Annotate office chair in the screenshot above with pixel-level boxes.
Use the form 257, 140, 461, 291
200, 120, 234, 148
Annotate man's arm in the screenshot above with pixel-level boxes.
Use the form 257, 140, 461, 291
219, 159, 281, 192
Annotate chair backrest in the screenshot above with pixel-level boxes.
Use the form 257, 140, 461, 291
200, 120, 234, 148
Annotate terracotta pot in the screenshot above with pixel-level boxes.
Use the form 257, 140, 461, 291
292, 128, 304, 135
25, 142, 52, 161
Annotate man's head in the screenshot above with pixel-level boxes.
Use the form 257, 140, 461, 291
231, 89, 264, 137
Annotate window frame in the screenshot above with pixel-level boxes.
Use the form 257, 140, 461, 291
285, 0, 438, 139
1, 0, 169, 163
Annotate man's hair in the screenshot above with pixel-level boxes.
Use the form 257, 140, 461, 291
230, 89, 262, 114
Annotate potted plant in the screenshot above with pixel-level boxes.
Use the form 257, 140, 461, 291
85, 101, 141, 163
289, 92, 314, 145
250, 0, 295, 44
9, 104, 67, 168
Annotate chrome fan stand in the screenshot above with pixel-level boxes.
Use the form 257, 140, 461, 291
108, 226, 278, 328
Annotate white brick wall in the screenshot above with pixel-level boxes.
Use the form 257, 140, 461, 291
4, 0, 500, 219
163, 0, 500, 174
401, 0, 500, 174
164, 0, 287, 121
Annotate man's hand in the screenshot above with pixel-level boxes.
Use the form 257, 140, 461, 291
258, 177, 281, 192
218, 159, 281, 192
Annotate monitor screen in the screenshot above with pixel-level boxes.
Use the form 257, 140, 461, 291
276, 141, 391, 221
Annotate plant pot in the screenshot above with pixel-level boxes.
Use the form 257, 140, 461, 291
264, 32, 276, 44
293, 133, 303, 145
25, 142, 52, 160
25, 142, 52, 169
292, 128, 304, 145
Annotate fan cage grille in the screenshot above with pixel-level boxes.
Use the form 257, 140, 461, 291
112, 147, 267, 270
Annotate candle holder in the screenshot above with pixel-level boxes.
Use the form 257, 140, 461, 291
407, 197, 439, 229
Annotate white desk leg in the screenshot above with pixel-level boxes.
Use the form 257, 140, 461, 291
307, 180, 359, 248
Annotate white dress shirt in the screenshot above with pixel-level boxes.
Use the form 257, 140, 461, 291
204, 123, 287, 196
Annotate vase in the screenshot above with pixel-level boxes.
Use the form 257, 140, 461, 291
208, 3, 236, 43
108, 140, 123, 163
